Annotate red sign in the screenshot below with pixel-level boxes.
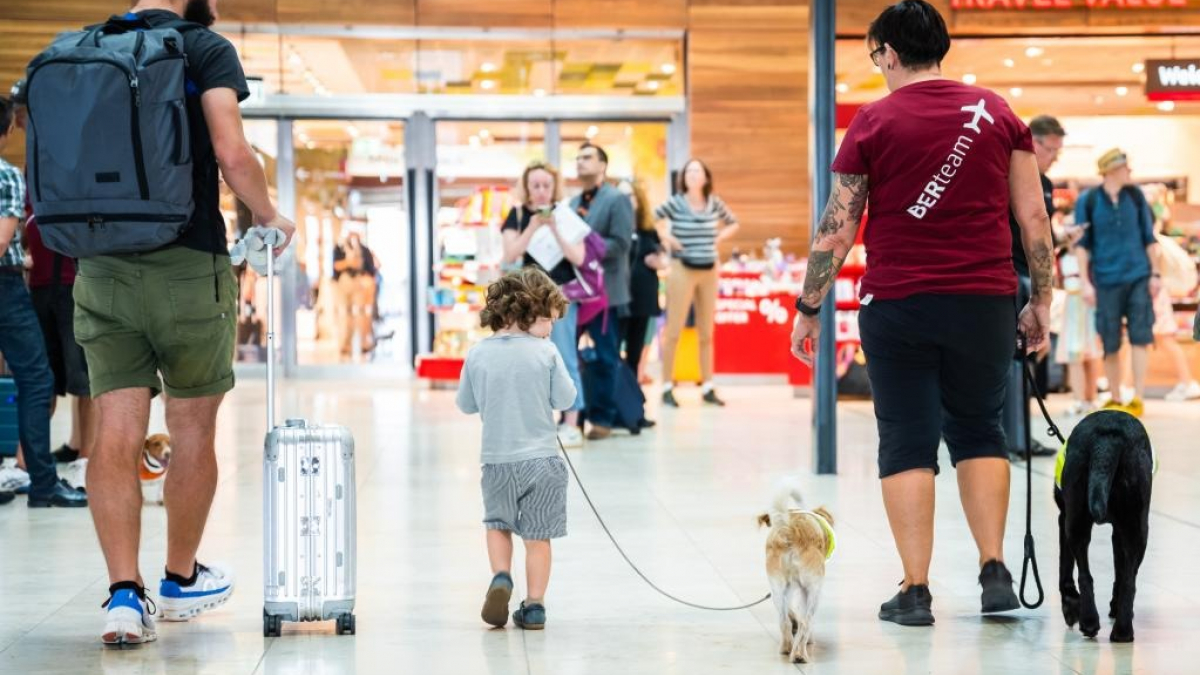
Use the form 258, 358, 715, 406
952, 0, 1187, 8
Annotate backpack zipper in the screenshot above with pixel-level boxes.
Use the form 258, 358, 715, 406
130, 75, 150, 200
37, 213, 188, 225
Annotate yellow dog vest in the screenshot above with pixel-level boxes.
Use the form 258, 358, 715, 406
790, 509, 836, 561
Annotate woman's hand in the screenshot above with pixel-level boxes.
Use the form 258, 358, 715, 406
662, 234, 684, 253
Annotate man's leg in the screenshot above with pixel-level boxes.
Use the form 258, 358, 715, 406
163, 393, 225, 578
88, 388, 153, 584
1127, 277, 1156, 403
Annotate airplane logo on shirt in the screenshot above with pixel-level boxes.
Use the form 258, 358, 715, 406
961, 99, 995, 134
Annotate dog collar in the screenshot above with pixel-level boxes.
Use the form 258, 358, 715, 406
790, 509, 836, 561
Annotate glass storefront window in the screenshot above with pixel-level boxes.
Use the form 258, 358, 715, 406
559, 122, 670, 209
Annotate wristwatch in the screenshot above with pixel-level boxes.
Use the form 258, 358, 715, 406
795, 298, 821, 317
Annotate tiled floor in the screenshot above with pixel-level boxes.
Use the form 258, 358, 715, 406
2, 379, 1198, 674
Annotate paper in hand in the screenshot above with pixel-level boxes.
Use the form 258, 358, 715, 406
526, 203, 592, 270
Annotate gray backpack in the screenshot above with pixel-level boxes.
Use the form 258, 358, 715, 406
25, 17, 202, 258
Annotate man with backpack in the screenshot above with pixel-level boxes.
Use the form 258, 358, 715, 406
23, 0, 294, 645
1075, 148, 1160, 418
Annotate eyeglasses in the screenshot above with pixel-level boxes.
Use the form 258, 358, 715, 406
1034, 137, 1063, 156
870, 46, 887, 68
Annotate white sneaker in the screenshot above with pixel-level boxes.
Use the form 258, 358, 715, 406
158, 563, 235, 622
1164, 381, 1200, 402
1065, 400, 1097, 417
102, 586, 157, 647
62, 458, 88, 491
0, 465, 31, 494
558, 425, 584, 449
1120, 386, 1136, 405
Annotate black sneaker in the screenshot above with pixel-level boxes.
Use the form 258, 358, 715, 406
512, 601, 546, 630
27, 480, 88, 508
662, 390, 679, 408
1029, 440, 1058, 457
979, 560, 1019, 614
52, 444, 81, 464
879, 584, 934, 626
0, 490, 14, 506
638, 418, 657, 429
702, 390, 726, 407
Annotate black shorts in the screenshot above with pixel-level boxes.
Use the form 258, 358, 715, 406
859, 294, 1016, 478
30, 284, 90, 398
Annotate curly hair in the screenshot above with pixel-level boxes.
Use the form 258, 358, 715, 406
480, 267, 568, 332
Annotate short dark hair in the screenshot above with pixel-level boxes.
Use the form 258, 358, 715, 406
0, 98, 12, 137
867, 1, 951, 70
1029, 115, 1066, 138
580, 142, 608, 165
480, 267, 568, 332
676, 158, 714, 199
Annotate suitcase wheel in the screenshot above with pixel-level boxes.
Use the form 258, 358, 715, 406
263, 610, 283, 638
336, 613, 356, 636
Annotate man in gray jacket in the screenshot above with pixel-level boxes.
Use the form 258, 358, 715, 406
571, 143, 634, 440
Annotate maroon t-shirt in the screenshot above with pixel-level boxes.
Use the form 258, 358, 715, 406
832, 79, 1033, 301
25, 219, 77, 288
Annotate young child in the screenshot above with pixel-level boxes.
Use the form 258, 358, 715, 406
456, 267, 578, 630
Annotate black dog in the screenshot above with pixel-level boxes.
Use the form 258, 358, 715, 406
1056, 410, 1153, 643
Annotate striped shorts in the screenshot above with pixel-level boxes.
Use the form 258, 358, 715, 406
481, 457, 569, 540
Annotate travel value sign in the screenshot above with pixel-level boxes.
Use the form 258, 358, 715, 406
951, 0, 1188, 8
1145, 59, 1200, 101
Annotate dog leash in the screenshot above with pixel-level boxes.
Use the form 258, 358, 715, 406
1017, 343, 1066, 611
558, 439, 772, 611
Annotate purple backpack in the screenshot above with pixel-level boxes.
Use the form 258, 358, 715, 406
562, 231, 608, 327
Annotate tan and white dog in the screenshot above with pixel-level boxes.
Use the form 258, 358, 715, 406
141, 433, 172, 505
757, 484, 836, 664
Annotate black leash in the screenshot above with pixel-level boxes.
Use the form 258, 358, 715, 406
1017, 346, 1066, 611
558, 440, 772, 611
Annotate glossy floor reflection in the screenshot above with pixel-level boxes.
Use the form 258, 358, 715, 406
2, 380, 1198, 674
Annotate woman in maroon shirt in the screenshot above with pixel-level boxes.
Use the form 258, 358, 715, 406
790, 1, 1054, 627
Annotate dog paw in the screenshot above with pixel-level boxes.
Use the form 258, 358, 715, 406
1111, 626, 1135, 643
1080, 621, 1101, 639
1062, 599, 1080, 628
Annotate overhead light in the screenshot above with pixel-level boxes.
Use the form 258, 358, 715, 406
533, 88, 547, 97
1003, 58, 1015, 68
479, 79, 496, 90
586, 125, 599, 139
1133, 63, 1146, 74
1115, 86, 1129, 96
479, 128, 491, 139
305, 141, 316, 150
1025, 46, 1044, 58
661, 63, 677, 75
347, 125, 360, 139
646, 80, 660, 91
480, 62, 497, 73
1010, 87, 1023, 98
836, 82, 850, 94
962, 73, 977, 85
1158, 101, 1176, 112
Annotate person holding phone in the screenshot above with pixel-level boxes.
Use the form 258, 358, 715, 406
501, 161, 587, 448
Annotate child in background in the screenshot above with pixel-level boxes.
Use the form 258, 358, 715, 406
456, 267, 577, 630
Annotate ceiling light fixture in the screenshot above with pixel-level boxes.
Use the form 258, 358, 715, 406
1133, 63, 1146, 74
479, 79, 496, 90
586, 125, 599, 139
1010, 87, 1023, 98
1158, 101, 1176, 112
481, 62, 497, 73
661, 64, 677, 75
963, 73, 977, 85
1115, 86, 1129, 96
347, 126, 360, 139
836, 82, 850, 94
1003, 58, 1015, 68
646, 81, 660, 91
1025, 46, 1044, 58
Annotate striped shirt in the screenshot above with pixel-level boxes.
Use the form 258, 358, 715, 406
654, 194, 738, 268
0, 159, 26, 269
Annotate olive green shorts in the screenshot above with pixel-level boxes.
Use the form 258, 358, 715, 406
73, 246, 237, 399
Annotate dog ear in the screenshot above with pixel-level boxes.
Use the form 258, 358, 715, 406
813, 506, 834, 527
143, 437, 152, 451
757, 513, 772, 528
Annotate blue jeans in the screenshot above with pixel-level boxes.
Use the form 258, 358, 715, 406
583, 306, 622, 427
550, 303, 585, 412
0, 274, 59, 498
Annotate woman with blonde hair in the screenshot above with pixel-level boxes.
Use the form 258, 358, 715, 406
501, 161, 587, 447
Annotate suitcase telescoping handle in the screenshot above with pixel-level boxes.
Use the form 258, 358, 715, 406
230, 227, 287, 432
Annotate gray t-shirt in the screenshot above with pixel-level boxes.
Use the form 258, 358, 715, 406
456, 333, 578, 464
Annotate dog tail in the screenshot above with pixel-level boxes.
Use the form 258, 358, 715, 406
1087, 433, 1122, 524
765, 478, 806, 527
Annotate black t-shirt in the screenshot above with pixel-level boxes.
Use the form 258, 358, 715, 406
501, 207, 576, 286
1009, 173, 1055, 278
136, 10, 250, 256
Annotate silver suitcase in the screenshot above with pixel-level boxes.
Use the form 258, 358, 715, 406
255, 231, 357, 637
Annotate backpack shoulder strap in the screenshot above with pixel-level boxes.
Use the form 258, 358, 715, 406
1124, 185, 1151, 231
1085, 187, 1101, 226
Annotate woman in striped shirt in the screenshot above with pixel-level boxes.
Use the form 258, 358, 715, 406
655, 159, 740, 407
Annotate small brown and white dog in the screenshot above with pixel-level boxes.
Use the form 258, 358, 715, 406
141, 433, 172, 505
757, 484, 836, 664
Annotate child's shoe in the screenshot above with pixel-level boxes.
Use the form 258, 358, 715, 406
512, 601, 546, 630
481, 572, 513, 628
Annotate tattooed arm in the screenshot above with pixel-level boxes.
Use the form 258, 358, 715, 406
790, 173, 868, 363
800, 173, 869, 308
1009, 150, 1055, 352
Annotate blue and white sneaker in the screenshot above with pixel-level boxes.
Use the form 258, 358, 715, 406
158, 562, 235, 622
101, 585, 157, 647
